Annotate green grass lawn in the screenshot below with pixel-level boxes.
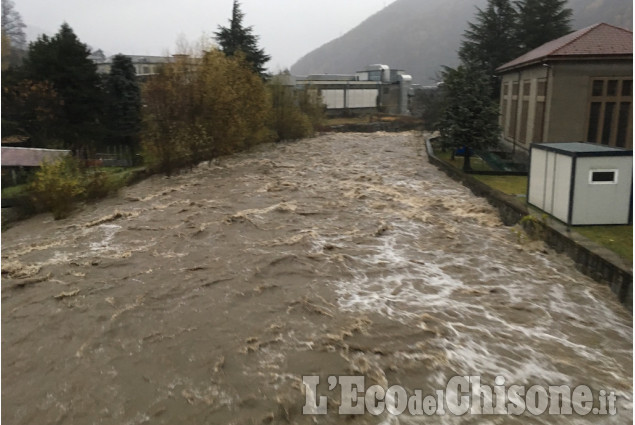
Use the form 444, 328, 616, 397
1, 183, 29, 198
576, 225, 633, 265
473, 175, 528, 196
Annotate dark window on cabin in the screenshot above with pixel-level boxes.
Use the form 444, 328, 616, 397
591, 171, 616, 183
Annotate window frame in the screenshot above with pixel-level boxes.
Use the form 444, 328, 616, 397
588, 169, 619, 185
586, 77, 632, 148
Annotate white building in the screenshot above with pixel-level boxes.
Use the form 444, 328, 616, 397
95, 55, 173, 78
528, 142, 633, 225
289, 64, 414, 115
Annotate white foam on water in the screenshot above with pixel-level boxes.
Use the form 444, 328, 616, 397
89, 224, 122, 253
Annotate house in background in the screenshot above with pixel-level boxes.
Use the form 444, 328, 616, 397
95, 55, 174, 79
496, 23, 633, 155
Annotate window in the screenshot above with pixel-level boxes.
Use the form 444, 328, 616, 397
532, 102, 545, 142
616, 102, 631, 147
589, 169, 618, 184
523, 81, 531, 95
607, 80, 618, 96
592, 80, 604, 96
587, 103, 601, 143
500, 82, 510, 134
508, 82, 519, 139
622, 80, 632, 96
601, 102, 615, 144
587, 78, 632, 148
532, 78, 547, 142
519, 100, 529, 144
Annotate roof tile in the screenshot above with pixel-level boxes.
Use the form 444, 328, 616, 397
497, 23, 633, 72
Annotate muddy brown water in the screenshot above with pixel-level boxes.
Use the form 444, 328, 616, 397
2, 132, 632, 424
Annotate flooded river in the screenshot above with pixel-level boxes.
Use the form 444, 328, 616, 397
2, 132, 632, 424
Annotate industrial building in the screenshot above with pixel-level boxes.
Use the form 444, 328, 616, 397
287, 64, 414, 115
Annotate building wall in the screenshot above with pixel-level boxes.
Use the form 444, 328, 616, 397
528, 148, 573, 222
499, 59, 633, 151
319, 88, 379, 109
301, 80, 413, 114
572, 155, 633, 225
296, 66, 413, 115
500, 66, 550, 151
302, 81, 380, 111
549, 61, 632, 147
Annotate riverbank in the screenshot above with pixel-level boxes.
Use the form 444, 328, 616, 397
424, 133, 633, 311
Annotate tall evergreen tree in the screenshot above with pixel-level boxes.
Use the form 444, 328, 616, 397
214, 1, 270, 78
21, 23, 104, 149
438, 65, 500, 171
105, 54, 141, 150
515, 0, 572, 52
459, 0, 518, 99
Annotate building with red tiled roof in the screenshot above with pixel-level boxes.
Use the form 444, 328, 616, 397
496, 23, 632, 152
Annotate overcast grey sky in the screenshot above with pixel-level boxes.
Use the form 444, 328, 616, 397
16, 0, 398, 71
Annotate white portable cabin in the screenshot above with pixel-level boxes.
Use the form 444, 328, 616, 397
528, 142, 633, 226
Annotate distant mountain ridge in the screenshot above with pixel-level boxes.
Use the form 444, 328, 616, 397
290, 0, 633, 85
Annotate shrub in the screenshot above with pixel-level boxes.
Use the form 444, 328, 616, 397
83, 169, 113, 200
141, 49, 271, 174
28, 155, 84, 219
268, 75, 324, 141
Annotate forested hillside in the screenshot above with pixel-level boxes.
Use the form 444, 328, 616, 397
290, 0, 632, 84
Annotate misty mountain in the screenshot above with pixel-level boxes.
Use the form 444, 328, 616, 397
290, 0, 633, 85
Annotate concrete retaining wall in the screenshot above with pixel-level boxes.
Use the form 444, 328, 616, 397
424, 135, 633, 311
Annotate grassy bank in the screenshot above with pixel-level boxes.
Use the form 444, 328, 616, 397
429, 142, 632, 265
472, 175, 528, 196
576, 225, 633, 265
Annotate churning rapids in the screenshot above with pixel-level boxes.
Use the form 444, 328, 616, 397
2, 132, 632, 424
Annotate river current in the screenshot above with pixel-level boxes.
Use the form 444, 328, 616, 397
2, 132, 632, 424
